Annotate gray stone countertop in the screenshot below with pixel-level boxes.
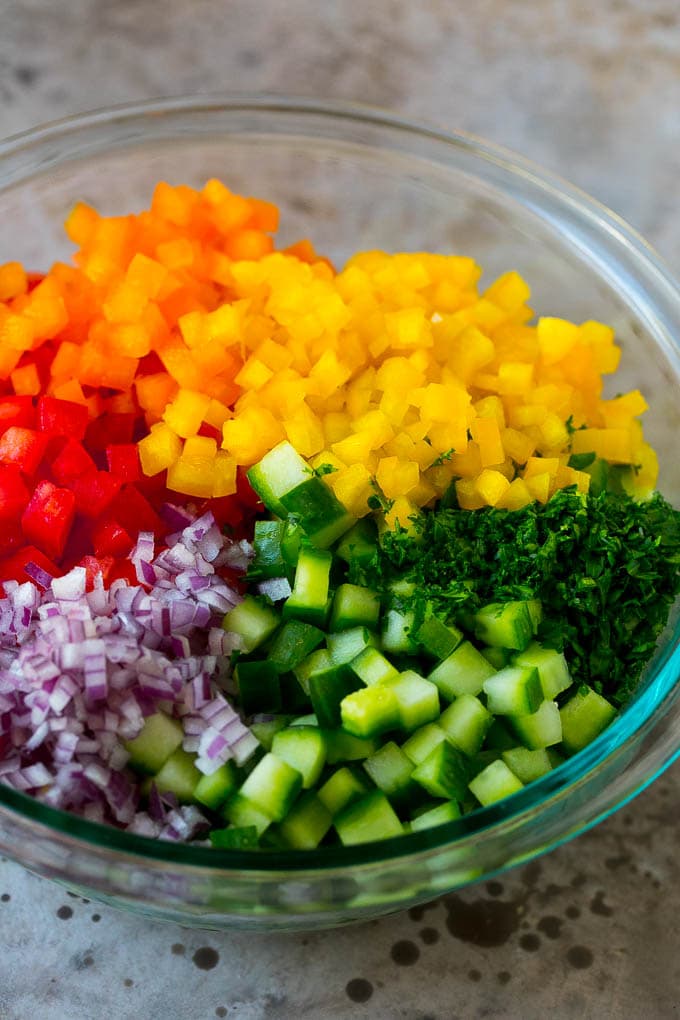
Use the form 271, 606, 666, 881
0, 1, 679, 1017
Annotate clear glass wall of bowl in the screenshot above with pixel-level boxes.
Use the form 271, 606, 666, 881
0, 97, 678, 929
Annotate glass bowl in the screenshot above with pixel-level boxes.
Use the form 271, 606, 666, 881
0, 95, 678, 932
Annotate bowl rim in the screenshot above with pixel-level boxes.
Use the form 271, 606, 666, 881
0, 92, 679, 875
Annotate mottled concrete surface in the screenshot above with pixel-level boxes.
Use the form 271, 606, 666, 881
1, 1, 679, 1017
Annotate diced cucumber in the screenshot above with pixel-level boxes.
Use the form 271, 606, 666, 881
324, 728, 380, 763
559, 686, 617, 755
235, 659, 281, 715
271, 726, 326, 788
290, 714, 318, 727
363, 741, 416, 808
473, 601, 534, 651
482, 665, 542, 716
501, 747, 553, 784
125, 711, 183, 774
388, 670, 441, 731
194, 760, 240, 810
401, 722, 447, 765
347, 646, 400, 686
468, 759, 524, 806
317, 766, 369, 816
480, 646, 512, 670
484, 717, 516, 751
427, 641, 496, 700
223, 596, 280, 654
308, 664, 362, 729
439, 695, 492, 757
279, 671, 313, 713
335, 518, 378, 566
248, 717, 291, 751
152, 748, 201, 803
282, 545, 333, 626
238, 752, 302, 821
410, 799, 461, 831
381, 608, 419, 655
512, 642, 572, 699
278, 791, 333, 849
329, 583, 381, 631
280, 476, 356, 549
468, 748, 503, 778
246, 441, 310, 516
247, 520, 287, 580
334, 790, 403, 846
510, 699, 562, 749
209, 825, 260, 850
326, 626, 378, 665
415, 616, 463, 660
526, 599, 542, 634
267, 620, 325, 673
280, 518, 304, 567
412, 741, 471, 801
222, 792, 271, 836
340, 684, 400, 738
294, 648, 332, 694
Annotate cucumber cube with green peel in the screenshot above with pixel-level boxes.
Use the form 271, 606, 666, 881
326, 626, 379, 665
308, 665, 362, 729
427, 641, 496, 700
222, 792, 271, 836
329, 583, 381, 631
501, 747, 554, 784
246, 519, 287, 581
280, 476, 356, 549
152, 748, 201, 803
334, 790, 403, 846
324, 728, 380, 763
412, 741, 471, 801
415, 616, 463, 660
222, 596, 280, 654
271, 726, 326, 788
512, 642, 572, 700
559, 686, 617, 755
410, 799, 461, 831
278, 791, 333, 849
480, 646, 512, 670
401, 722, 447, 765
294, 648, 332, 694
238, 752, 302, 821
282, 545, 333, 626
340, 684, 400, 738
482, 665, 542, 716
209, 825, 260, 850
439, 695, 493, 756
246, 440, 312, 517
473, 601, 534, 651
389, 670, 441, 731
335, 518, 378, 566
194, 760, 240, 810
510, 699, 562, 748
363, 741, 416, 807
381, 608, 419, 655
317, 767, 369, 816
469, 759, 524, 806
347, 646, 399, 687
267, 619, 325, 673
125, 711, 184, 774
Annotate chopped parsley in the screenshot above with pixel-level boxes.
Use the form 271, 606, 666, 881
357, 488, 680, 706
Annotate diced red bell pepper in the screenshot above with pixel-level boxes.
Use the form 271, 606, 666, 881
0, 396, 35, 434
0, 520, 24, 558
92, 518, 133, 558
237, 465, 264, 511
105, 557, 138, 588
0, 545, 59, 588
72, 470, 122, 518
50, 438, 97, 486
105, 443, 141, 483
37, 396, 89, 440
0, 465, 31, 520
0, 426, 50, 476
78, 554, 115, 591
84, 412, 137, 451
21, 480, 76, 561
108, 483, 164, 536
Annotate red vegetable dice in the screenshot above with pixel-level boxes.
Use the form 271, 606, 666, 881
85, 412, 136, 451
37, 396, 89, 440
21, 480, 76, 561
0, 520, 24, 558
108, 484, 163, 536
105, 443, 141, 483
0, 545, 59, 588
0, 465, 31, 520
78, 554, 115, 591
50, 438, 96, 486
0, 426, 50, 476
92, 518, 133, 558
0, 396, 35, 434
72, 470, 122, 519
